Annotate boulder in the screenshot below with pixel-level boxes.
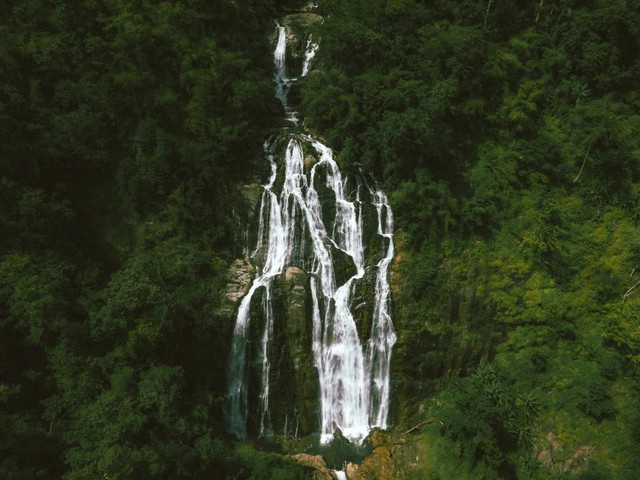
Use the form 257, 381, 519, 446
345, 462, 359, 479
291, 453, 334, 480
285, 266, 307, 284
305, 152, 318, 172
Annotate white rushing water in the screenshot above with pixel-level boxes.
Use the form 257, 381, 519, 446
302, 34, 319, 77
227, 21, 396, 445
368, 191, 397, 428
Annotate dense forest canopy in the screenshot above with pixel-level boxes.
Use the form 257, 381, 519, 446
1, 0, 640, 478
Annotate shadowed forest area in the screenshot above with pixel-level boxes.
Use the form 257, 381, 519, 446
1, 0, 640, 478
1, 0, 310, 477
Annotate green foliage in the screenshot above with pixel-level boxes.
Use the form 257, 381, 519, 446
2, 0, 640, 478
434, 363, 538, 472
573, 375, 615, 421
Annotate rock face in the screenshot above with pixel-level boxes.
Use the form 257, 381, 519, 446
222, 258, 255, 314
351, 273, 375, 340
242, 183, 263, 218
276, 267, 320, 435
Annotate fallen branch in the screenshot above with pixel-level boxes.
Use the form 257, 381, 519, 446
623, 280, 640, 302
535, 0, 544, 24
483, 0, 494, 27
573, 145, 591, 183
47, 414, 56, 438
401, 418, 434, 436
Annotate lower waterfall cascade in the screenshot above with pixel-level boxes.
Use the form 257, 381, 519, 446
227, 20, 396, 446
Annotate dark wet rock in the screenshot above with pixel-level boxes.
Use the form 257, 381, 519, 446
351, 271, 376, 342
329, 242, 357, 288
267, 273, 320, 436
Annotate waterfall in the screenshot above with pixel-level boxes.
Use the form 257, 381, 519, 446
368, 191, 396, 428
227, 20, 396, 445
